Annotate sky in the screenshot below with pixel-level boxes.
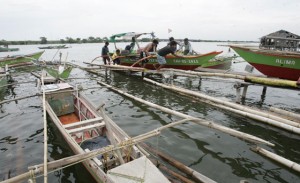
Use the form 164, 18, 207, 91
1, 0, 300, 41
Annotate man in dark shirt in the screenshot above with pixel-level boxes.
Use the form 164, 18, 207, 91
102, 41, 110, 65
154, 40, 184, 70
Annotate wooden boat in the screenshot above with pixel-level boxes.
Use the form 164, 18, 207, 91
0, 46, 19, 52
109, 32, 223, 70
0, 51, 44, 67
230, 45, 300, 81
38, 45, 68, 49
44, 83, 170, 183
119, 51, 223, 70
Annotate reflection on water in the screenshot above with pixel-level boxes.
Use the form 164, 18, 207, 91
0, 43, 299, 183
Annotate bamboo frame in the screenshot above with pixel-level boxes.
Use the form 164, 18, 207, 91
97, 80, 274, 146
143, 77, 300, 135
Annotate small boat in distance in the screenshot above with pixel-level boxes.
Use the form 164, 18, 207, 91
43, 83, 170, 182
0, 45, 19, 52
38, 44, 69, 49
0, 51, 44, 67
230, 30, 300, 81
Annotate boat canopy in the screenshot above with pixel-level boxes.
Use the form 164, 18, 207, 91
109, 32, 155, 42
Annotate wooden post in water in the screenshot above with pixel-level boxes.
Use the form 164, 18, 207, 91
260, 86, 267, 104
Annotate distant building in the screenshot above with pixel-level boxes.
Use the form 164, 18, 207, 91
259, 30, 300, 51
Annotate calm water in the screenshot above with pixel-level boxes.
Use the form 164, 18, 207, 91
0, 42, 300, 183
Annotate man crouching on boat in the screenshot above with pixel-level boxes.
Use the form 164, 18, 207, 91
154, 41, 184, 70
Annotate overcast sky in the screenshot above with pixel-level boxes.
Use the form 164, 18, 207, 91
1, 0, 299, 41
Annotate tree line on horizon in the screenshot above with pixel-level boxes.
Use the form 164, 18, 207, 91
0, 36, 257, 45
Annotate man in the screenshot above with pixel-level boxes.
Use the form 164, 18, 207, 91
154, 40, 184, 70
178, 38, 193, 55
167, 37, 175, 46
102, 41, 110, 65
139, 39, 159, 67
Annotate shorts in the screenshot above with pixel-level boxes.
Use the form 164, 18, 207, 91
156, 54, 166, 65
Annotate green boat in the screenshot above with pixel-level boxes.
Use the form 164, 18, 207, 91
0, 51, 44, 67
230, 45, 300, 81
0, 46, 19, 52
119, 52, 223, 70
109, 32, 223, 70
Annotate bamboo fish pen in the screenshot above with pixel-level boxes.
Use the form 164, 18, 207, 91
97, 80, 274, 146
143, 78, 300, 135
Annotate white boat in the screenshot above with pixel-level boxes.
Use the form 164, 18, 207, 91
44, 83, 170, 183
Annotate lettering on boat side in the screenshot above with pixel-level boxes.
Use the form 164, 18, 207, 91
173, 59, 199, 64
275, 59, 295, 65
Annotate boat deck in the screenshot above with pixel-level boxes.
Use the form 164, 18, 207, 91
59, 113, 79, 125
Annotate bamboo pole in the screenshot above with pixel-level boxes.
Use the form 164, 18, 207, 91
97, 80, 274, 146
41, 73, 48, 183
141, 143, 216, 183
143, 77, 300, 134
269, 107, 300, 122
150, 159, 195, 183
161, 68, 300, 88
245, 76, 299, 88
251, 146, 300, 173
0, 94, 39, 105
2, 118, 196, 183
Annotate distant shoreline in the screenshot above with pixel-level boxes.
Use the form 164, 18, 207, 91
0, 39, 258, 45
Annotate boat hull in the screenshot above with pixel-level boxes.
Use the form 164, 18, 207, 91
0, 51, 44, 67
0, 47, 19, 52
44, 85, 168, 183
230, 46, 300, 81
120, 51, 222, 70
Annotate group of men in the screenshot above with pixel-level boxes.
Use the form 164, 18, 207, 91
101, 37, 194, 70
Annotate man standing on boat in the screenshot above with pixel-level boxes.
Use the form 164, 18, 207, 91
139, 39, 159, 67
154, 41, 184, 70
102, 41, 110, 65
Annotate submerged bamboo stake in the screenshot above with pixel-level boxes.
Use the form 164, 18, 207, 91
270, 107, 300, 122
143, 77, 300, 134
141, 143, 216, 183
251, 146, 300, 173
97, 80, 274, 146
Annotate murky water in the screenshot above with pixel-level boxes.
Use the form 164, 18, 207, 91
0, 42, 300, 183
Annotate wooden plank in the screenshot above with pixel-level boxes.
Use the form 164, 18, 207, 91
84, 149, 103, 167
63, 117, 103, 129
66, 122, 105, 134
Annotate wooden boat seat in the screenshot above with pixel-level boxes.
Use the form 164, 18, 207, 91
66, 122, 105, 134
63, 117, 103, 129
